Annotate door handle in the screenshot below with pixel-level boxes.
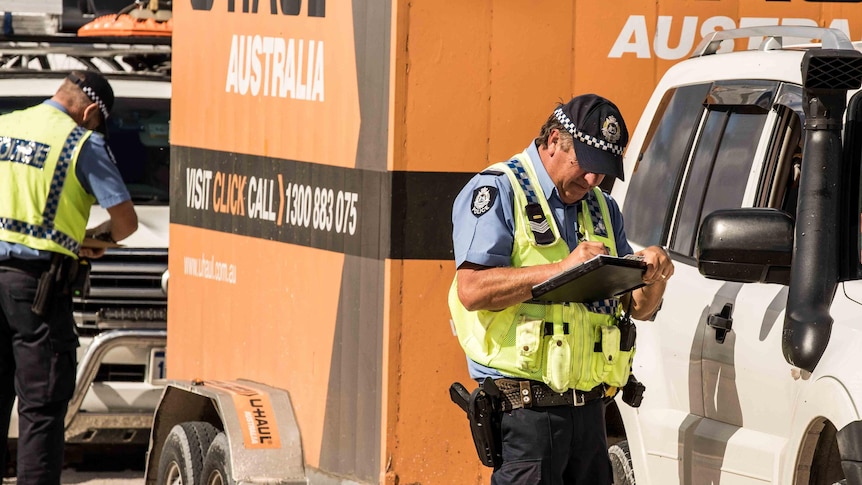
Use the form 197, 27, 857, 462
707, 303, 734, 344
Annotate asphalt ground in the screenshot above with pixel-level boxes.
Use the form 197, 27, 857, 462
3, 470, 144, 485
3, 444, 147, 485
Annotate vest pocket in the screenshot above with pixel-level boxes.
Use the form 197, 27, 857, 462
605, 347, 635, 388
591, 325, 635, 387
515, 317, 544, 373
591, 325, 621, 383
545, 336, 571, 392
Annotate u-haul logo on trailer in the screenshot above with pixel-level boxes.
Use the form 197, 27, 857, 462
205, 380, 282, 449
170, 0, 363, 166
190, 0, 325, 16
186, 0, 329, 101
238, 396, 279, 448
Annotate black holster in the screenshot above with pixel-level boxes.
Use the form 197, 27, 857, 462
449, 378, 503, 468
30, 253, 86, 317
69, 258, 91, 299
31, 253, 65, 317
622, 374, 646, 408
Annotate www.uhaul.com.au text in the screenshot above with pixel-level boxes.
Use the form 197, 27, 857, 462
183, 253, 237, 284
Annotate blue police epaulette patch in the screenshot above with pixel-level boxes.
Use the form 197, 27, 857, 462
480, 169, 505, 176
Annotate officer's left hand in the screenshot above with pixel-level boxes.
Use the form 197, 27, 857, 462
636, 245, 674, 286
79, 247, 106, 259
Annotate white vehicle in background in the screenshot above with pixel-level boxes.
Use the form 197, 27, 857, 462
606, 26, 862, 485
0, 33, 171, 464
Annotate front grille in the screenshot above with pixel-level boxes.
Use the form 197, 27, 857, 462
94, 364, 146, 382
73, 248, 168, 331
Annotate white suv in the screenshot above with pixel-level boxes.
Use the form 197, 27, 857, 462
0, 38, 170, 457
607, 26, 862, 485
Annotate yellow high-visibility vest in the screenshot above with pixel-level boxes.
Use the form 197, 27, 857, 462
0, 104, 96, 258
449, 151, 634, 392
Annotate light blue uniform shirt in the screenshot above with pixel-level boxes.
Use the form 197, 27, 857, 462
0, 100, 131, 261
451, 140, 633, 380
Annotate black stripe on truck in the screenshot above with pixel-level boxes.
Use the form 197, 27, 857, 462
172, 146, 473, 261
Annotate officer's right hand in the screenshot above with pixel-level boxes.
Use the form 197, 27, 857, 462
561, 241, 608, 271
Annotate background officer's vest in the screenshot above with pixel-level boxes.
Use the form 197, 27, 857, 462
0, 104, 95, 258
449, 152, 635, 392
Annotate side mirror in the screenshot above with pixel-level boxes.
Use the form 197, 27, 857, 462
696, 208, 794, 285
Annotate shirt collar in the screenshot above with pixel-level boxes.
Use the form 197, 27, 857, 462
43, 99, 69, 115
525, 139, 585, 206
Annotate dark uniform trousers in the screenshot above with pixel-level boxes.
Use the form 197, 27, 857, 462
492, 399, 612, 485
0, 264, 78, 485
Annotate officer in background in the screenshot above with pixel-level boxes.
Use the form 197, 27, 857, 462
449, 94, 674, 484
0, 70, 138, 484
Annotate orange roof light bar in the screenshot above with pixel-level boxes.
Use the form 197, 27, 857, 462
77, 1, 172, 38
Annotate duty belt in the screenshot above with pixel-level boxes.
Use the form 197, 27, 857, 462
496, 378, 607, 411
0, 257, 51, 276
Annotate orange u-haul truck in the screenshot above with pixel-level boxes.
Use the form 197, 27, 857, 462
143, 1, 862, 484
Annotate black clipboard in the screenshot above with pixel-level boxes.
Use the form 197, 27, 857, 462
531, 254, 647, 303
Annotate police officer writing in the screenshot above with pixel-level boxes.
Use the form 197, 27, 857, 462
449, 94, 674, 484
0, 70, 138, 484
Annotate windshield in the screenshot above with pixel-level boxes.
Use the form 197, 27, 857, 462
0, 96, 170, 205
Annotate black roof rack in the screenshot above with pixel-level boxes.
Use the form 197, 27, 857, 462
0, 35, 170, 76
0, 35, 170, 52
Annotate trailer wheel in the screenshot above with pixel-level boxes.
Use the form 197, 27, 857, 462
157, 421, 219, 485
609, 439, 636, 485
202, 433, 234, 485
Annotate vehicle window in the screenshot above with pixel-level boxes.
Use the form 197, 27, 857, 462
845, 91, 862, 276
670, 107, 768, 256
0, 96, 170, 205
667, 81, 777, 257
623, 83, 711, 247
756, 84, 804, 215
108, 98, 171, 204
670, 109, 724, 255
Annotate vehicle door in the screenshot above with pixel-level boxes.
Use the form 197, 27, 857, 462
620, 81, 805, 484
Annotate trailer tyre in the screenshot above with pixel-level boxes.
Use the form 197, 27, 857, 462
157, 421, 219, 485
609, 439, 636, 485
202, 433, 234, 485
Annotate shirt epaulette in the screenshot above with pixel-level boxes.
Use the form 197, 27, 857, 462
480, 169, 505, 176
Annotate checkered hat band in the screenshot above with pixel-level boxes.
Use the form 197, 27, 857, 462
80, 86, 109, 120
42, 127, 85, 222
553, 108, 623, 156
0, 217, 80, 253
505, 159, 539, 205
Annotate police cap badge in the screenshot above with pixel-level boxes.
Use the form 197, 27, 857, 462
553, 94, 629, 181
